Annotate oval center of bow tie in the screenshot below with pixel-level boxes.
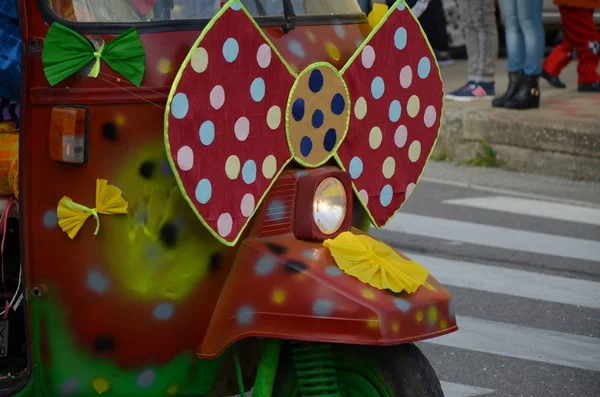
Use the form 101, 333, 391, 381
286, 63, 351, 167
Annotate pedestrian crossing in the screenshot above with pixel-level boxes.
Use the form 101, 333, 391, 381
379, 192, 600, 397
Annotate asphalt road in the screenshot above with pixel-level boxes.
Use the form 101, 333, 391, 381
370, 162, 600, 397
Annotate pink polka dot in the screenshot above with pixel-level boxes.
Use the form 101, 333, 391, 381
210, 85, 225, 110
257, 44, 272, 68
405, 183, 415, 199
176, 146, 194, 171
359, 189, 369, 205
217, 213, 233, 237
240, 193, 255, 217
362, 45, 376, 69
400, 66, 412, 88
424, 106, 437, 128
394, 125, 408, 148
234, 117, 250, 141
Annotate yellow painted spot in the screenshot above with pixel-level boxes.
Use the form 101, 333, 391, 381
92, 377, 109, 394
366, 317, 379, 328
225, 155, 241, 180
382, 156, 396, 179
407, 95, 420, 118
191, 47, 209, 73
326, 42, 340, 61
115, 114, 126, 126
440, 319, 448, 330
272, 289, 286, 304
423, 281, 438, 292
167, 384, 179, 395
158, 58, 173, 74
267, 105, 282, 130
262, 155, 277, 179
428, 306, 438, 325
392, 321, 400, 333
307, 32, 316, 42
408, 140, 421, 163
415, 311, 423, 323
354, 97, 368, 120
361, 288, 376, 300
369, 126, 382, 149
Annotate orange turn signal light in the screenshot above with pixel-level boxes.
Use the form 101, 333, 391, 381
49, 106, 88, 164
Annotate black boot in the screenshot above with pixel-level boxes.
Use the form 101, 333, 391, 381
492, 71, 522, 108
504, 74, 540, 110
541, 70, 566, 88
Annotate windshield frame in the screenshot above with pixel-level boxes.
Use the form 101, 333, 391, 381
35, 0, 367, 35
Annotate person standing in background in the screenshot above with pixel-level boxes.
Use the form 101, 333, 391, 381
541, 0, 600, 92
492, 0, 544, 109
418, 0, 454, 66
444, 0, 498, 101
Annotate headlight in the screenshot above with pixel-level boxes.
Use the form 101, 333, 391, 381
313, 177, 347, 235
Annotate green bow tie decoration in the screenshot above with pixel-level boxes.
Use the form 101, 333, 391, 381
42, 23, 146, 87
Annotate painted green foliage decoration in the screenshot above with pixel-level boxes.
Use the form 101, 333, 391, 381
42, 23, 146, 87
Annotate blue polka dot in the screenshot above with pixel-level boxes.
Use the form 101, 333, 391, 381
380, 184, 394, 207
330, 93, 345, 115
302, 249, 319, 260
308, 69, 324, 93
312, 109, 324, 128
199, 120, 215, 146
349, 156, 363, 179
418, 57, 431, 79
394, 298, 411, 313
334, 24, 346, 38
222, 38, 239, 63
300, 136, 313, 157
397, 1, 406, 11
394, 27, 407, 50
325, 266, 343, 276
160, 161, 174, 177
137, 369, 156, 388
323, 128, 337, 152
237, 305, 255, 326
230, 1, 242, 10
43, 210, 58, 228
242, 160, 257, 184
389, 100, 402, 122
87, 269, 109, 294
195, 179, 212, 204
266, 200, 287, 221
371, 77, 385, 99
289, 40, 305, 57
171, 93, 189, 119
292, 98, 305, 121
153, 303, 174, 320
255, 255, 277, 276
296, 170, 309, 177
313, 299, 334, 316
250, 77, 266, 102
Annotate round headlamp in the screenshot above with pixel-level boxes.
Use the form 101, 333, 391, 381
313, 177, 347, 235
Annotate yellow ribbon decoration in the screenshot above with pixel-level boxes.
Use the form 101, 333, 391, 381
368, 3, 389, 29
88, 42, 105, 78
57, 179, 129, 239
324, 232, 429, 294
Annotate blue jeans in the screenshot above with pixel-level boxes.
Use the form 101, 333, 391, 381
499, 0, 545, 75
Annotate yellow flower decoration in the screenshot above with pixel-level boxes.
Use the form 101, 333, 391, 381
57, 179, 129, 239
324, 232, 429, 294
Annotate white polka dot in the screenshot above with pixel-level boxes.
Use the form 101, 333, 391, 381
262, 155, 277, 179
354, 97, 367, 120
191, 47, 209, 73
406, 183, 415, 198
424, 106, 437, 127
217, 213, 233, 237
240, 194, 255, 217
234, 117, 250, 141
176, 146, 194, 171
395, 125, 408, 148
407, 95, 420, 118
171, 93, 189, 119
267, 106, 282, 130
223, 38, 240, 63
257, 44, 272, 68
382, 157, 396, 179
359, 189, 369, 205
369, 127, 382, 149
362, 45, 376, 69
400, 65, 412, 88
210, 86, 225, 110
226, 155, 241, 179
408, 140, 421, 162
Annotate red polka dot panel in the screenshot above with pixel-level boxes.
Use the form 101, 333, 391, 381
336, 3, 443, 228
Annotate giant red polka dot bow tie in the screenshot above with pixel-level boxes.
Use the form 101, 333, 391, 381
165, 0, 443, 246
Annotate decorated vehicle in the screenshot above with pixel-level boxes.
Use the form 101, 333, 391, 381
4, 0, 457, 395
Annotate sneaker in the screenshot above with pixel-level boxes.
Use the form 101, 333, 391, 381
434, 49, 453, 67
445, 81, 495, 101
578, 81, 600, 92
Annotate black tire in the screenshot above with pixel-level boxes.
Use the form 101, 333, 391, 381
272, 342, 444, 397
